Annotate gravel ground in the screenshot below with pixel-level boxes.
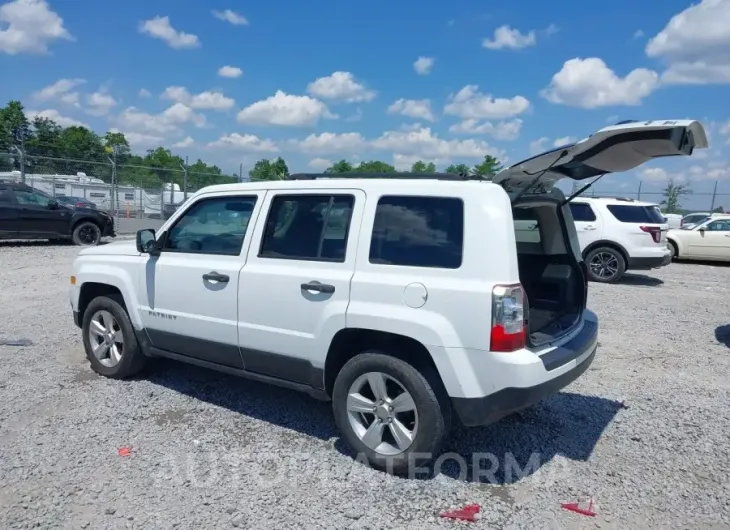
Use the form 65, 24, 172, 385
1, 241, 729, 529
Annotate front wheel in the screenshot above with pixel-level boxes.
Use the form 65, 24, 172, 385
72, 221, 101, 246
332, 352, 451, 475
81, 295, 148, 378
585, 246, 626, 283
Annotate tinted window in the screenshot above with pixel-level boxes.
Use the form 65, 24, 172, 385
260, 194, 354, 262
0, 187, 12, 203
569, 202, 597, 222
163, 196, 257, 255
606, 205, 665, 224
369, 196, 463, 269
14, 189, 53, 207
706, 220, 730, 231
685, 214, 709, 224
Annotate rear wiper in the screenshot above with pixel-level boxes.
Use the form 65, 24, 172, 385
510, 150, 569, 205
561, 173, 607, 205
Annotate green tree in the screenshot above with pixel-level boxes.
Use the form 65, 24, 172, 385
103, 131, 131, 160
326, 159, 354, 173
445, 163, 471, 175
471, 155, 503, 179
249, 159, 280, 181
271, 157, 289, 178
355, 160, 396, 173
661, 180, 692, 213
411, 160, 436, 172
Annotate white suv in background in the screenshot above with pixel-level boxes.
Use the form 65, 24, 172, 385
567, 197, 671, 283
68, 119, 707, 474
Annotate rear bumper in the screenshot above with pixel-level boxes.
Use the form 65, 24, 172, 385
627, 252, 671, 270
450, 318, 598, 427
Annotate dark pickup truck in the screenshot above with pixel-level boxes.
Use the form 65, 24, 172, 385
0, 182, 115, 245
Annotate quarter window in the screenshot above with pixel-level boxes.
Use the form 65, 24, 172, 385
259, 194, 355, 262
569, 202, 597, 222
369, 196, 464, 269
163, 196, 257, 255
14, 189, 53, 207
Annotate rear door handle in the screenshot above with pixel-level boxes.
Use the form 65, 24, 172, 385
301, 281, 335, 294
202, 271, 229, 283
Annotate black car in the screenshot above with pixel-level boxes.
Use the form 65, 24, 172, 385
56, 195, 97, 209
0, 183, 115, 245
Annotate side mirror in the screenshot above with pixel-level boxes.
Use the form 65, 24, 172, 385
47, 199, 59, 210
136, 229, 159, 254
699, 228, 706, 236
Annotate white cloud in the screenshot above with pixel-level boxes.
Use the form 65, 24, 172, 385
116, 103, 206, 135
413, 56, 435, 75
172, 136, 194, 149
646, 0, 730, 84
483, 25, 536, 50
161, 86, 235, 111
25, 108, 88, 128
207, 133, 278, 152
545, 24, 560, 36
444, 85, 530, 120
553, 136, 575, 147
541, 57, 659, 108
33, 78, 85, 105
371, 126, 506, 162
139, 16, 200, 49
138, 88, 151, 98
0, 0, 73, 54
122, 131, 166, 149
387, 98, 435, 122
237, 90, 334, 126
529, 137, 550, 155
212, 9, 248, 26
634, 29, 645, 39
448, 119, 523, 141
218, 65, 242, 78
307, 71, 376, 103
291, 132, 367, 154
86, 92, 117, 116
344, 107, 363, 122
308, 158, 332, 170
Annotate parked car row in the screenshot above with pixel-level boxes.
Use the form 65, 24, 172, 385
0, 182, 115, 245
69, 119, 711, 473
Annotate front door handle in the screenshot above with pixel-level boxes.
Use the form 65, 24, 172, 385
202, 271, 229, 283
301, 281, 335, 294
583, 225, 597, 231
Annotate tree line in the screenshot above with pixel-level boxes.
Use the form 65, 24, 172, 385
0, 100, 236, 190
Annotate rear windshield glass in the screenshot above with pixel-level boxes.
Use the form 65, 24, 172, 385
606, 205, 665, 224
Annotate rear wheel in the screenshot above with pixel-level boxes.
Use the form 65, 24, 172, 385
332, 352, 450, 475
668, 240, 679, 260
585, 246, 626, 283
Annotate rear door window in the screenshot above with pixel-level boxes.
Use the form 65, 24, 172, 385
606, 205, 665, 224
569, 202, 597, 222
369, 196, 463, 269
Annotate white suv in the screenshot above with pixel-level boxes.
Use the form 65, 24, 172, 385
566, 197, 671, 283
69, 119, 707, 473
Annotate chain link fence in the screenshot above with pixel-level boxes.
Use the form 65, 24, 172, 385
0, 152, 224, 220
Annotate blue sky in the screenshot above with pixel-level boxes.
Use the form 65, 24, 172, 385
1, 0, 729, 209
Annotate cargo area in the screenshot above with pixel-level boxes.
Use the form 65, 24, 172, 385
513, 199, 587, 347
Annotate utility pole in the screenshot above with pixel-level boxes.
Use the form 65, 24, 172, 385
180, 156, 189, 202
239, 163, 243, 183
637, 181, 642, 201
106, 145, 118, 216
710, 180, 718, 212
11, 127, 26, 183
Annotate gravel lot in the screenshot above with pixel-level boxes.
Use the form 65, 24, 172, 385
1, 241, 729, 529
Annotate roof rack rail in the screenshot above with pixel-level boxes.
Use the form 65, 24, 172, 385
286, 172, 484, 181
584, 195, 637, 202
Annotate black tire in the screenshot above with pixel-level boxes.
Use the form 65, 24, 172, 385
81, 294, 148, 379
668, 240, 679, 260
332, 352, 451, 475
585, 246, 626, 283
72, 221, 101, 246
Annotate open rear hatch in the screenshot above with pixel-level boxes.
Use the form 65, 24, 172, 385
494, 119, 708, 346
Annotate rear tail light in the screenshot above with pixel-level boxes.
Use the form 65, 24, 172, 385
640, 225, 662, 243
490, 284, 526, 352
75, 202, 84, 207
680, 219, 684, 228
